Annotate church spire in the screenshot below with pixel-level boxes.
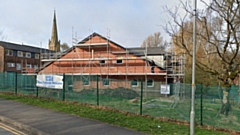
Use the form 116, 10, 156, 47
49, 10, 60, 52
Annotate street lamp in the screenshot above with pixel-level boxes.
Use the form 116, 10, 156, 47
190, 0, 197, 135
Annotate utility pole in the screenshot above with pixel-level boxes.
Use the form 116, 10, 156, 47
190, 0, 197, 135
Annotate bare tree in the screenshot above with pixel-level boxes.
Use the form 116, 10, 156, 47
60, 43, 70, 52
164, 0, 240, 116
0, 29, 6, 41
141, 32, 167, 50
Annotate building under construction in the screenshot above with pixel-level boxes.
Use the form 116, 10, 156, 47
38, 32, 185, 92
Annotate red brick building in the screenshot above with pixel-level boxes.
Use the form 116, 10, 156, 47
38, 33, 183, 92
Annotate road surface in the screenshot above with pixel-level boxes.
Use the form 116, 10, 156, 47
0, 122, 29, 135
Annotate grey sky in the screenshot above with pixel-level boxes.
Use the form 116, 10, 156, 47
0, 0, 181, 48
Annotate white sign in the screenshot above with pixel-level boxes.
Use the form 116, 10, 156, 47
160, 84, 170, 94
36, 75, 63, 89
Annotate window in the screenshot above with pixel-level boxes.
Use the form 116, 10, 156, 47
131, 79, 138, 87
102, 78, 110, 86
5, 49, 13, 56
100, 60, 105, 64
7, 62, 15, 67
26, 64, 32, 68
147, 79, 154, 87
17, 51, 23, 57
116, 59, 123, 64
23, 52, 26, 57
16, 63, 22, 70
35, 54, 40, 59
99, 57, 106, 64
26, 52, 31, 58
82, 77, 90, 86
34, 65, 38, 69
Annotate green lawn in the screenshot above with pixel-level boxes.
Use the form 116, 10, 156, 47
0, 92, 232, 135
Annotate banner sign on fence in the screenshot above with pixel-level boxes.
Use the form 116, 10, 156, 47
160, 84, 170, 94
36, 75, 63, 89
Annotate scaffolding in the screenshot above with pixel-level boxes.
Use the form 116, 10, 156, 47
36, 33, 186, 94
21, 58, 39, 74
165, 52, 186, 81
38, 46, 185, 89
40, 49, 173, 74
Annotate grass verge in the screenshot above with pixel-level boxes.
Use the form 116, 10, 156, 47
0, 93, 233, 135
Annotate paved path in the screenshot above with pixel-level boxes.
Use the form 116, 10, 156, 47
0, 98, 146, 135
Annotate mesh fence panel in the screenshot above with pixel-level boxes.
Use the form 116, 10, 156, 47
0, 72, 240, 131
141, 82, 191, 122
0, 72, 16, 93
64, 75, 98, 105
17, 74, 37, 96
98, 78, 141, 114
200, 86, 240, 131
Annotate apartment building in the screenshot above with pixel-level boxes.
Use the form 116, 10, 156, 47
0, 41, 53, 73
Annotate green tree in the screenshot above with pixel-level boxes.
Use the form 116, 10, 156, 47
164, 0, 240, 116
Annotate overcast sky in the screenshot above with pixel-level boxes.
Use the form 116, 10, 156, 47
0, 0, 183, 48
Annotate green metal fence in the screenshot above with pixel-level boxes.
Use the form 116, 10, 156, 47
0, 72, 240, 131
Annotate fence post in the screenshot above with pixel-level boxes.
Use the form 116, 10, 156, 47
62, 74, 65, 101
200, 84, 203, 126
97, 75, 99, 106
140, 78, 143, 115
35, 75, 38, 97
36, 87, 39, 97
15, 72, 17, 95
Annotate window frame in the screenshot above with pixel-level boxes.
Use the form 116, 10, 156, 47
16, 63, 22, 70
17, 51, 23, 57
99, 60, 105, 64
5, 49, 13, 56
26, 52, 31, 58
147, 79, 154, 87
7, 62, 15, 67
82, 77, 90, 86
131, 79, 138, 87
34, 65, 38, 70
26, 64, 32, 68
99, 57, 106, 65
102, 78, 110, 86
116, 59, 123, 64
35, 54, 40, 59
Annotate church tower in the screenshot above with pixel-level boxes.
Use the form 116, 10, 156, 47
49, 10, 60, 52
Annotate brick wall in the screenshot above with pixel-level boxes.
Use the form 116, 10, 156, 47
0, 46, 4, 72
